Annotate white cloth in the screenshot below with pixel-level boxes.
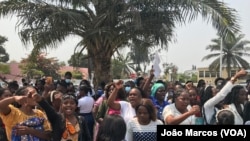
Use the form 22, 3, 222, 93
119, 101, 136, 123
162, 103, 195, 125
126, 117, 163, 141
203, 81, 234, 124
226, 104, 244, 125
152, 52, 161, 78
78, 96, 95, 113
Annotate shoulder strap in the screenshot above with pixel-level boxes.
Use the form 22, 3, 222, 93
202, 106, 209, 125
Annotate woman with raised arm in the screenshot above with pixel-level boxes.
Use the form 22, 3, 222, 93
203, 69, 247, 125
107, 80, 143, 123
31, 88, 91, 141
0, 86, 52, 141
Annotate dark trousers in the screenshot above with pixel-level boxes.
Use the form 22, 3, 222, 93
79, 113, 94, 139
0, 127, 7, 141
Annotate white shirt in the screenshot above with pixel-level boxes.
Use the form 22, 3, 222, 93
119, 101, 136, 123
203, 81, 234, 124
78, 96, 95, 113
162, 103, 195, 125
226, 103, 244, 125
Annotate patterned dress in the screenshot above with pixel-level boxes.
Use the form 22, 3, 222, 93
0, 105, 51, 141
126, 117, 163, 141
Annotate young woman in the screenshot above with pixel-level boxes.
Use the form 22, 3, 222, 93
32, 92, 91, 141
203, 69, 247, 125
107, 80, 144, 124
0, 86, 52, 141
223, 85, 247, 125
150, 82, 169, 122
126, 98, 163, 141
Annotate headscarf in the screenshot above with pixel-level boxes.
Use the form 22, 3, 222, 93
150, 83, 165, 98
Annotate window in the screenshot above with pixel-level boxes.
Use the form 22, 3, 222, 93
211, 71, 216, 77
216, 72, 220, 77
199, 71, 204, 77
205, 71, 210, 77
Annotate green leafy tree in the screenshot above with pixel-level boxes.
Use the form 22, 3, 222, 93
0, 63, 10, 74
0, 35, 9, 63
178, 73, 188, 83
0, 0, 240, 87
19, 53, 61, 80
72, 71, 83, 79
68, 53, 88, 68
163, 63, 178, 82
202, 34, 250, 78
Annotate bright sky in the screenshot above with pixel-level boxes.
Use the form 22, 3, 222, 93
0, 0, 249, 73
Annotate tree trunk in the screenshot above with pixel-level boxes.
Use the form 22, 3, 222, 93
91, 49, 113, 90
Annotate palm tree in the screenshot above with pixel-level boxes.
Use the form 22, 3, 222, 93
0, 0, 241, 87
202, 34, 250, 78
127, 38, 155, 74
113, 50, 135, 79
0, 35, 9, 63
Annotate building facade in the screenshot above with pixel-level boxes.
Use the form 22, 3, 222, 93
197, 67, 249, 86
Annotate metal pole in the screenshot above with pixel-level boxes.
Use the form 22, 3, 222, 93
219, 0, 224, 78
220, 37, 223, 77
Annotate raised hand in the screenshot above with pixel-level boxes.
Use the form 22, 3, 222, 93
150, 65, 155, 76
114, 80, 123, 90
235, 69, 247, 78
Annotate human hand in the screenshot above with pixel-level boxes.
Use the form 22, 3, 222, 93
14, 125, 30, 135
150, 65, 155, 76
14, 96, 28, 105
235, 69, 247, 79
189, 105, 200, 115
114, 80, 123, 89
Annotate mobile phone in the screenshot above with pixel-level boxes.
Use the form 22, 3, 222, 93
46, 76, 53, 85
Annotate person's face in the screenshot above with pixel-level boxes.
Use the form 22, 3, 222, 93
137, 106, 150, 124
65, 75, 72, 80
52, 92, 62, 110
61, 98, 77, 116
238, 88, 247, 104
155, 87, 166, 101
0, 89, 12, 100
175, 92, 190, 110
185, 82, 193, 89
128, 88, 142, 108
107, 85, 114, 97
188, 89, 197, 102
36, 81, 44, 89
212, 87, 218, 96
26, 87, 38, 106
167, 83, 175, 90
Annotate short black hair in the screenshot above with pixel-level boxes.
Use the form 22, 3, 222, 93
214, 77, 226, 90
64, 71, 72, 77
216, 109, 235, 125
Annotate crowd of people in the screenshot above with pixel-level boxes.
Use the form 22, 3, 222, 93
0, 68, 250, 141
